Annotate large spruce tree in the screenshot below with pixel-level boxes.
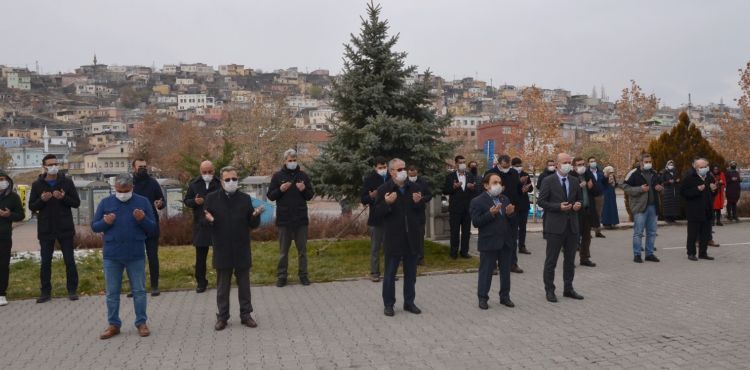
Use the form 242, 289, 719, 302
647, 111, 726, 173
308, 2, 454, 205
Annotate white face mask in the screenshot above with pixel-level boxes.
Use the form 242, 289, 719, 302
116, 191, 133, 202
697, 167, 709, 177
488, 184, 504, 197
201, 174, 213, 183
46, 165, 59, 175
223, 180, 239, 193
666, 165, 674, 171
589, 162, 598, 169
559, 164, 573, 175
0, 180, 9, 190
576, 166, 586, 175
643, 163, 653, 171
547, 165, 556, 172
395, 171, 408, 183
499, 166, 510, 173
376, 168, 388, 177
513, 166, 523, 173
408, 176, 418, 182
286, 161, 298, 170
457, 163, 467, 172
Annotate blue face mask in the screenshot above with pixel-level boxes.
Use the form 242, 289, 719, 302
698, 167, 709, 177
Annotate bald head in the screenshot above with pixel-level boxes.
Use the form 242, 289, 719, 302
557, 153, 572, 166
200, 161, 214, 176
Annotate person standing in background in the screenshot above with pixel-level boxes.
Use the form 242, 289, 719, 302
600, 166, 620, 229
361, 156, 390, 282
660, 160, 681, 223
132, 159, 166, 296
183, 160, 221, 293
407, 165, 432, 265
725, 161, 742, 222
711, 165, 726, 226
0, 171, 26, 307
443, 155, 477, 259
587, 156, 606, 238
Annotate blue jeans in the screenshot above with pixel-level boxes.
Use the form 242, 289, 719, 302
103, 258, 147, 327
632, 205, 658, 256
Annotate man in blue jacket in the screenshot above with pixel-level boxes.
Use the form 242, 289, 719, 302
470, 173, 516, 310
92, 174, 157, 340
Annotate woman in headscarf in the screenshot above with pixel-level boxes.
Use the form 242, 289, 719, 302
659, 160, 681, 223
711, 165, 727, 226
600, 166, 619, 228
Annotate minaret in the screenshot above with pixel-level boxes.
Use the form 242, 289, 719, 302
591, 86, 597, 99
43, 126, 50, 153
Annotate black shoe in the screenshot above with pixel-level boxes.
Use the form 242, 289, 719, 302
404, 304, 422, 314
546, 292, 558, 303
580, 260, 596, 267
595, 232, 606, 238
688, 255, 698, 261
151, 289, 160, 297
214, 320, 228, 331
518, 247, 531, 255
478, 300, 489, 310
68, 293, 79, 301
563, 290, 584, 300
633, 255, 643, 263
196, 285, 207, 293
699, 255, 715, 260
716, 222, 724, 226
510, 265, 524, 273
500, 298, 515, 308
36, 295, 51, 304
460, 254, 471, 259
384, 306, 395, 317
276, 279, 287, 288
645, 255, 660, 262
300, 276, 311, 286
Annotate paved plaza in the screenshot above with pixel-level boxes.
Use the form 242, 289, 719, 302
1, 222, 749, 369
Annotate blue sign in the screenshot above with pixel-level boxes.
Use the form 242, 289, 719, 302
484, 139, 495, 167
251, 197, 276, 226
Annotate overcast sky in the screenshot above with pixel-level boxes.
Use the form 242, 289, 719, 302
3, 0, 748, 107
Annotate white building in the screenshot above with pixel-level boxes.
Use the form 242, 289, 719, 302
175, 78, 194, 85
162, 64, 179, 75
286, 95, 321, 109
178, 94, 215, 111
451, 115, 491, 129
7, 72, 31, 90
180, 63, 213, 76
84, 121, 128, 135
309, 106, 336, 130
75, 83, 114, 96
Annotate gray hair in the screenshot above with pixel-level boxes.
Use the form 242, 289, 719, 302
388, 158, 405, 170
114, 173, 133, 187
220, 166, 238, 176
283, 148, 297, 160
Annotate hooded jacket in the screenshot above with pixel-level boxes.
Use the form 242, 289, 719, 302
0, 171, 25, 241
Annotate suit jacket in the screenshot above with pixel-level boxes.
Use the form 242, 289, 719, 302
183, 175, 222, 246
680, 172, 714, 222
442, 171, 478, 213
469, 192, 515, 252
538, 173, 583, 236
372, 180, 423, 256
203, 190, 260, 269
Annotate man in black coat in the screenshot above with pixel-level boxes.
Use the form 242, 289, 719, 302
361, 156, 390, 282
204, 166, 263, 330
536, 158, 557, 191
538, 153, 585, 303
132, 159, 166, 296
29, 154, 80, 303
267, 149, 315, 287
442, 155, 478, 259
407, 165, 432, 265
183, 160, 221, 293
470, 172, 516, 310
588, 156, 607, 238
0, 170, 26, 306
511, 157, 533, 256
572, 157, 602, 267
725, 161, 742, 221
681, 158, 716, 261
373, 158, 423, 317
485, 155, 524, 273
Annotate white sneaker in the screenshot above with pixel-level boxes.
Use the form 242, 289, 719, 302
0, 296, 7, 306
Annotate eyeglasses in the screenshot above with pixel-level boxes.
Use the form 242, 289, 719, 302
223, 177, 239, 182
200, 171, 214, 175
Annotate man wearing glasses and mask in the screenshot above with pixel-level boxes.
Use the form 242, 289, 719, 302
183, 160, 221, 293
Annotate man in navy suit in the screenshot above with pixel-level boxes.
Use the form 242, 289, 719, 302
442, 155, 478, 259
538, 153, 585, 303
470, 173, 517, 310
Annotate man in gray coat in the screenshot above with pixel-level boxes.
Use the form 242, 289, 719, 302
538, 153, 584, 303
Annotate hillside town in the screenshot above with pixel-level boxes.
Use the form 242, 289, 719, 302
0, 56, 744, 180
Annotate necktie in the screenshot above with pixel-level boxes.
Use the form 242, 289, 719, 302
561, 178, 568, 201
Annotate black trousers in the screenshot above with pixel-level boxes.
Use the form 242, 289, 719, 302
517, 212, 528, 249
195, 246, 209, 287
40, 237, 78, 295
382, 253, 417, 307
578, 212, 593, 262
418, 224, 426, 261
0, 240, 11, 296
216, 267, 253, 321
478, 246, 512, 301
727, 202, 738, 219
449, 209, 471, 256
543, 231, 578, 293
686, 221, 711, 257
145, 236, 159, 289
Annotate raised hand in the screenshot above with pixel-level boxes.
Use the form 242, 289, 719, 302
296, 181, 306, 192
0, 208, 11, 218
41, 192, 53, 202
103, 213, 116, 225
133, 209, 145, 222
560, 202, 572, 211
194, 194, 204, 205
453, 180, 461, 189
253, 205, 265, 217
697, 184, 706, 191
280, 182, 292, 192
368, 189, 378, 199
641, 184, 650, 193
53, 190, 65, 200
204, 209, 214, 223
385, 192, 397, 205
506, 203, 515, 215
572, 202, 582, 211
412, 191, 422, 204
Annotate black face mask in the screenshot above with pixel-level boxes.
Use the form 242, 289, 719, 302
470, 167, 478, 174
730, 166, 737, 170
